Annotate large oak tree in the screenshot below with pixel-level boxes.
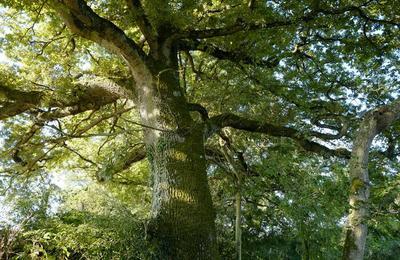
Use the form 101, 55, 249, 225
0, 0, 399, 258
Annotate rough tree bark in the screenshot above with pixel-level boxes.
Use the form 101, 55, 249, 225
342, 102, 400, 260
50, 1, 219, 258
138, 63, 218, 258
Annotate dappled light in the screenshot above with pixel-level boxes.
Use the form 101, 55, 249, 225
1, 0, 399, 259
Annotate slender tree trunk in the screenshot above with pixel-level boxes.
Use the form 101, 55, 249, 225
342, 115, 375, 260
221, 141, 243, 260
132, 56, 219, 258
302, 236, 310, 260
342, 106, 400, 260
235, 185, 242, 260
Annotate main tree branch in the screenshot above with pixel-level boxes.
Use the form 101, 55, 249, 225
208, 113, 351, 159
50, 0, 147, 68
125, 0, 158, 49
179, 40, 281, 68
0, 77, 132, 121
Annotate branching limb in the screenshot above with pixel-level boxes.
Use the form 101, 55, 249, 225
208, 113, 351, 159
63, 142, 98, 166
311, 115, 349, 140
71, 107, 134, 137
96, 143, 146, 182
0, 76, 134, 121
179, 40, 281, 68
177, 4, 398, 40
188, 103, 209, 121
125, 0, 157, 49
50, 0, 147, 67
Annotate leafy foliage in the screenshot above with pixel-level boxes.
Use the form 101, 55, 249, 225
1, 0, 400, 259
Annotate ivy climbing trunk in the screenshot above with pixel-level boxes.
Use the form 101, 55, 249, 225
131, 55, 219, 258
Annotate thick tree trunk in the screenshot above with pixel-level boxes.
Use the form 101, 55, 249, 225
146, 128, 218, 258
342, 106, 400, 260
132, 58, 219, 258
50, 0, 220, 257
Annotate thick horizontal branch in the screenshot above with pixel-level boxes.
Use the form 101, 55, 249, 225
179, 40, 280, 68
0, 84, 42, 104
0, 76, 133, 121
180, 19, 292, 39
318, 5, 399, 26
0, 84, 43, 120
208, 113, 351, 159
0, 102, 37, 120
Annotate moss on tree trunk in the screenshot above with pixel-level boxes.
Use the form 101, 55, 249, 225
135, 62, 219, 258
146, 129, 218, 258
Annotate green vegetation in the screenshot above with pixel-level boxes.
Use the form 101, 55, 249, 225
0, 0, 399, 259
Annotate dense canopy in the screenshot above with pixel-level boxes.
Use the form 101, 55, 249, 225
0, 0, 399, 259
